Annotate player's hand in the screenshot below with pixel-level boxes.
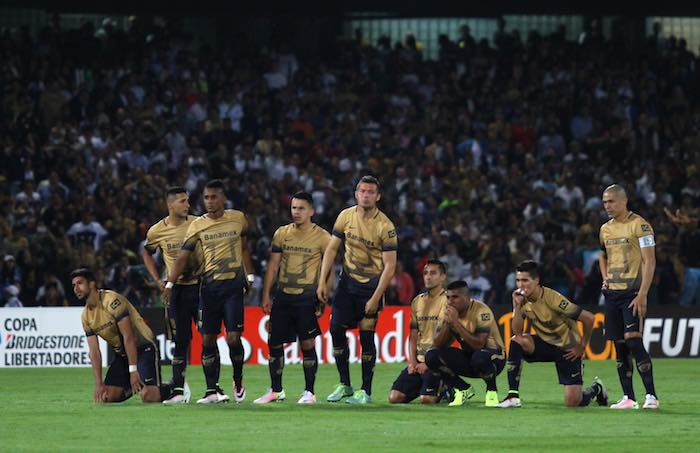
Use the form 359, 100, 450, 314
564, 343, 584, 361
445, 306, 458, 326
316, 284, 329, 304
415, 363, 429, 375
629, 293, 648, 318
163, 287, 172, 305
93, 383, 107, 403
130, 370, 144, 395
315, 300, 326, 318
512, 289, 525, 308
601, 279, 609, 290
407, 362, 417, 374
365, 298, 379, 316
261, 296, 271, 315
157, 280, 166, 292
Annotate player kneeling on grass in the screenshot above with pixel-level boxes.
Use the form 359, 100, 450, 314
72, 268, 176, 403
389, 260, 449, 404
497, 260, 607, 408
425, 280, 505, 407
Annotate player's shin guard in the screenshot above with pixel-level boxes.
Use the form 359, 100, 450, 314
626, 337, 656, 397
202, 345, 220, 392
229, 340, 245, 387
360, 330, 376, 395
331, 325, 351, 386
171, 342, 188, 389
506, 341, 524, 397
614, 341, 636, 400
268, 345, 284, 392
302, 347, 318, 393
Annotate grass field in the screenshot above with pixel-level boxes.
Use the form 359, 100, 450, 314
1, 359, 697, 452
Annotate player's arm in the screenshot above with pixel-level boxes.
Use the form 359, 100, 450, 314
241, 235, 255, 284
511, 290, 526, 336
631, 245, 656, 318
164, 241, 195, 302
141, 246, 164, 292
117, 316, 144, 395
433, 311, 454, 348
86, 334, 105, 403
564, 309, 595, 361
317, 235, 342, 303
408, 328, 419, 372
261, 251, 281, 314
365, 250, 397, 315
598, 234, 609, 289
450, 321, 488, 350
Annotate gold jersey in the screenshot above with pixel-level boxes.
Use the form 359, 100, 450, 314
271, 223, 330, 299
521, 286, 583, 349
81, 290, 155, 356
599, 212, 655, 294
410, 289, 448, 362
332, 206, 398, 284
144, 215, 201, 285
439, 299, 504, 352
182, 210, 248, 283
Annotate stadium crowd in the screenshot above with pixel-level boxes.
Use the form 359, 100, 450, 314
1, 17, 698, 308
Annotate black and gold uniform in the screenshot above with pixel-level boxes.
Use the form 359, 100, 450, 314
269, 223, 330, 345
330, 206, 398, 328
518, 286, 585, 385
182, 209, 248, 334
82, 290, 161, 389
599, 212, 655, 339
391, 290, 447, 402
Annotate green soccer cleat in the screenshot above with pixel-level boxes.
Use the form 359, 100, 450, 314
448, 386, 476, 406
346, 390, 372, 404
326, 384, 354, 402
484, 390, 499, 407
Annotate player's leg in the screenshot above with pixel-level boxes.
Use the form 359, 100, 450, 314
622, 303, 658, 409
223, 281, 246, 402
102, 355, 133, 402
197, 285, 227, 403
468, 348, 505, 406
164, 285, 197, 403
499, 334, 535, 406
417, 369, 441, 405
297, 303, 320, 403
254, 303, 290, 404
605, 296, 637, 408
424, 347, 475, 406
358, 315, 378, 398
388, 366, 421, 404
137, 343, 172, 403
327, 285, 354, 401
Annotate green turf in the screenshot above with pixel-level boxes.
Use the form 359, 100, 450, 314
1, 359, 697, 452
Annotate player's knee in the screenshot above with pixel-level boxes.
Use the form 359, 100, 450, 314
420, 395, 438, 405
564, 394, 581, 407
623, 332, 642, 341
424, 349, 441, 370
300, 338, 315, 350
201, 334, 217, 347
388, 391, 404, 404
140, 387, 161, 403
226, 332, 241, 345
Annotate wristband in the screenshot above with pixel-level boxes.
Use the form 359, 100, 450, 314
246, 274, 255, 283
165, 281, 174, 289
128, 365, 137, 373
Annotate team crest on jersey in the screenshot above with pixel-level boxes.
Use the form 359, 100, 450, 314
388, 230, 397, 238
481, 313, 490, 321
110, 300, 121, 309
559, 300, 569, 310
641, 224, 651, 232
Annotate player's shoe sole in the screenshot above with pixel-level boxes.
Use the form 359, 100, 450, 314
610, 396, 639, 409
253, 389, 286, 404
197, 393, 230, 404
643, 394, 659, 409
298, 391, 316, 404
496, 397, 522, 408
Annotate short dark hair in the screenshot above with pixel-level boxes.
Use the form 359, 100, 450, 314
356, 175, 381, 193
204, 179, 225, 191
425, 259, 447, 275
292, 191, 314, 206
165, 186, 187, 198
70, 268, 96, 282
446, 280, 469, 291
516, 260, 540, 279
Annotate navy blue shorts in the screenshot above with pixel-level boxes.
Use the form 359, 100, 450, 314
199, 279, 245, 335
104, 343, 161, 390
168, 283, 200, 342
390, 366, 442, 402
330, 277, 382, 330
523, 335, 583, 385
269, 301, 321, 345
603, 290, 641, 340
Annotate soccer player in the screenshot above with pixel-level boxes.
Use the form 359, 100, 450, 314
317, 175, 398, 404
497, 260, 607, 408
425, 280, 505, 407
388, 260, 448, 404
599, 184, 659, 409
253, 192, 331, 405
72, 268, 173, 403
142, 186, 200, 404
165, 179, 255, 404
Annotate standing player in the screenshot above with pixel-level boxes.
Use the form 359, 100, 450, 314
142, 186, 199, 404
165, 179, 255, 404
317, 175, 398, 404
497, 260, 607, 408
425, 281, 505, 407
388, 260, 448, 404
72, 268, 173, 403
599, 184, 658, 409
253, 192, 331, 405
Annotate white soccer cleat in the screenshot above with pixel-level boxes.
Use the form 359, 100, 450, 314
297, 391, 316, 404
253, 388, 286, 404
234, 382, 246, 403
496, 396, 522, 408
642, 394, 659, 409
610, 396, 639, 409
162, 381, 192, 404
197, 391, 230, 404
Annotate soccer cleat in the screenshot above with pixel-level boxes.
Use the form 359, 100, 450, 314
162, 386, 191, 404
496, 396, 522, 408
234, 382, 246, 403
610, 396, 639, 409
327, 384, 354, 402
183, 381, 191, 403
484, 390, 499, 407
592, 376, 608, 406
253, 388, 286, 404
448, 387, 476, 406
197, 390, 230, 404
346, 389, 372, 404
438, 387, 455, 404
642, 394, 659, 409
297, 391, 317, 404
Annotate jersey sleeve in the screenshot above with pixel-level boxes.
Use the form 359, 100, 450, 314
635, 218, 655, 248
82, 314, 95, 337
381, 221, 398, 252
240, 213, 249, 237
331, 210, 347, 239
474, 307, 493, 334
271, 227, 284, 253
547, 295, 583, 320
106, 294, 130, 322
182, 221, 199, 251
143, 225, 159, 254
